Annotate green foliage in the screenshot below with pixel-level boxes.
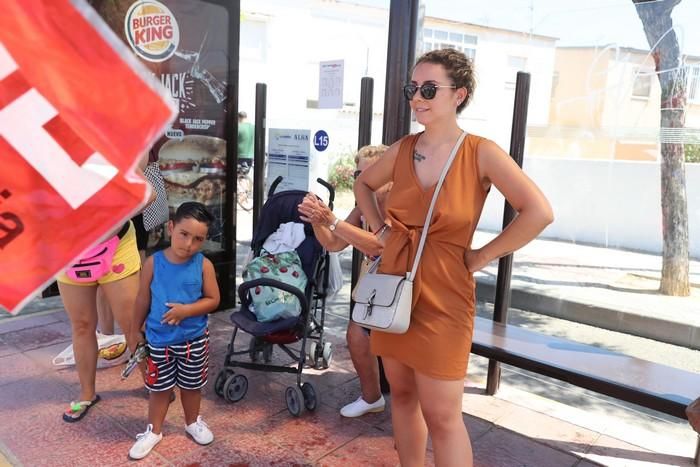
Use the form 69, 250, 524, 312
328, 154, 355, 192
685, 144, 700, 163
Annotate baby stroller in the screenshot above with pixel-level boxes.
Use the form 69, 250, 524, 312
214, 176, 335, 416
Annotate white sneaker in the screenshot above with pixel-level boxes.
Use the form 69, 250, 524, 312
128, 424, 162, 460
340, 395, 386, 417
185, 416, 214, 445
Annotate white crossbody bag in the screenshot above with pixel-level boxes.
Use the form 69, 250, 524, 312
351, 132, 466, 333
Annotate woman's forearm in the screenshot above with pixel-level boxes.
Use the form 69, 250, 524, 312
311, 223, 350, 252
477, 207, 553, 263
333, 220, 383, 257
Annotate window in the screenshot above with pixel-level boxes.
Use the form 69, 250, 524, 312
632, 68, 652, 98
688, 65, 700, 103
506, 55, 528, 88
240, 19, 267, 61
422, 27, 477, 61
508, 55, 528, 70
551, 71, 560, 98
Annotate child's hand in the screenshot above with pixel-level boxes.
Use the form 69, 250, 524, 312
162, 303, 190, 325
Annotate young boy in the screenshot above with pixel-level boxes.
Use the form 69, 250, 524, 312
129, 202, 220, 460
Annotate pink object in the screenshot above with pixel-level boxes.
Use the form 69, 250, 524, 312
65, 236, 120, 282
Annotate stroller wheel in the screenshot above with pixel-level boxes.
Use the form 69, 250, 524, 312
223, 374, 249, 403
262, 343, 273, 363
301, 382, 319, 411
248, 336, 261, 362
285, 385, 306, 417
322, 342, 333, 369
214, 369, 234, 398
307, 341, 318, 368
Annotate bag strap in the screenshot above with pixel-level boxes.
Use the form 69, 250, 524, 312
408, 131, 466, 281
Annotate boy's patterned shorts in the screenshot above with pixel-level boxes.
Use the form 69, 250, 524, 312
145, 331, 209, 391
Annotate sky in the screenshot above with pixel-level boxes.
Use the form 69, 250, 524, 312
346, 0, 700, 55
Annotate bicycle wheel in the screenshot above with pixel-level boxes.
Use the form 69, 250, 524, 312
237, 175, 254, 211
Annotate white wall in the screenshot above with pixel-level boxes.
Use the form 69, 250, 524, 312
460, 30, 556, 149
477, 159, 700, 257
240, 1, 558, 163
239, 0, 390, 158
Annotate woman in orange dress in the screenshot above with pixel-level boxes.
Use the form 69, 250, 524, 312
354, 48, 553, 466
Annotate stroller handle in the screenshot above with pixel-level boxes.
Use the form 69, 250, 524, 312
316, 178, 335, 210
267, 176, 335, 211
267, 176, 284, 197
238, 278, 310, 317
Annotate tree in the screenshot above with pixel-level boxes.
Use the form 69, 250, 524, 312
633, 0, 690, 296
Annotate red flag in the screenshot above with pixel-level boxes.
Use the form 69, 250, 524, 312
0, 0, 176, 314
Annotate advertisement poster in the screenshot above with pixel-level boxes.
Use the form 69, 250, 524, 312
91, 0, 230, 251
268, 129, 311, 192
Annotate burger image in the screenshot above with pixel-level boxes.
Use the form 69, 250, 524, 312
160, 159, 197, 174
195, 178, 218, 204
158, 135, 227, 208
198, 157, 226, 175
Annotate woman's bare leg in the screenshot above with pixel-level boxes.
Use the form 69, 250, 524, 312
415, 373, 472, 467
58, 282, 99, 402
95, 287, 114, 335
382, 356, 427, 467
100, 272, 140, 353
346, 321, 381, 402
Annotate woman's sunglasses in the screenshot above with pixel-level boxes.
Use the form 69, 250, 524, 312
403, 83, 456, 100
353, 169, 362, 180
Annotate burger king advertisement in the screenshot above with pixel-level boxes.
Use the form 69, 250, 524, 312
90, 0, 234, 250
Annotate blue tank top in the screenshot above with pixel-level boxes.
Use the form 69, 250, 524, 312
146, 250, 208, 346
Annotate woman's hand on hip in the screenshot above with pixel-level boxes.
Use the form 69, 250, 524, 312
464, 248, 490, 272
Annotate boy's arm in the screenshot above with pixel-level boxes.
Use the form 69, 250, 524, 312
162, 257, 220, 325
132, 256, 154, 343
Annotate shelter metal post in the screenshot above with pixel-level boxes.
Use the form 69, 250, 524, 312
351, 77, 374, 312
382, 0, 419, 145
486, 71, 531, 395
252, 82, 267, 233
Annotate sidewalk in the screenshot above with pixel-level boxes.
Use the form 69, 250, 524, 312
0, 203, 698, 465
0, 296, 696, 466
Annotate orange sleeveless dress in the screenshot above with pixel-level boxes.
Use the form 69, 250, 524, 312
370, 133, 489, 380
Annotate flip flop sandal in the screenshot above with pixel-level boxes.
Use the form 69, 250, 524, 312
62, 395, 101, 423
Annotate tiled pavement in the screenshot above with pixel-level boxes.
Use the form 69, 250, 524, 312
0, 304, 696, 466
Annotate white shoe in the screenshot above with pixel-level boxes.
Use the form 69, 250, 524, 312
185, 416, 214, 445
129, 424, 162, 460
340, 395, 386, 417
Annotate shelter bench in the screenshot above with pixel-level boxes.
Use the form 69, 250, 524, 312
471, 315, 700, 466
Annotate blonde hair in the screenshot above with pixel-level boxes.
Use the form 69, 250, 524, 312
355, 144, 388, 165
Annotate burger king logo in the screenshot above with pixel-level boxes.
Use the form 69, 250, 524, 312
124, 0, 179, 63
